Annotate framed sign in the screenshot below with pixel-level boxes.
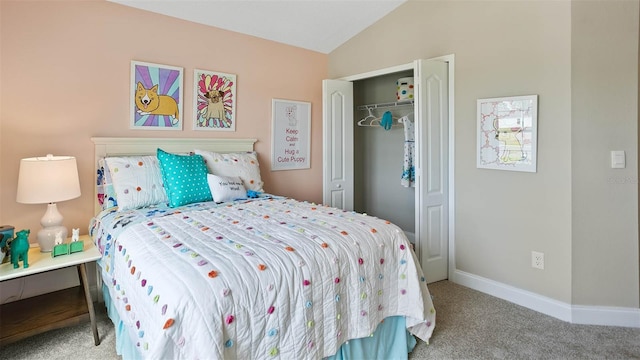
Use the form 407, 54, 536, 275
130, 61, 183, 130
477, 95, 538, 172
271, 99, 311, 171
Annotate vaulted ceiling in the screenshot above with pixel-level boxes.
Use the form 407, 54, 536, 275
108, 0, 406, 53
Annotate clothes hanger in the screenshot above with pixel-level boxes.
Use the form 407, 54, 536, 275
397, 112, 414, 123
357, 107, 381, 126
357, 106, 409, 128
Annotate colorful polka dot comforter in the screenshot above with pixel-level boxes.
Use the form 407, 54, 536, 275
90, 196, 436, 359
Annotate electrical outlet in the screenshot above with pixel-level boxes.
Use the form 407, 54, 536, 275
531, 251, 544, 270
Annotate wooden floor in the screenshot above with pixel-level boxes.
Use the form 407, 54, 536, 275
0, 286, 89, 346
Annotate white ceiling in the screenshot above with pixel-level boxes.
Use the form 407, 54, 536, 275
108, 0, 406, 54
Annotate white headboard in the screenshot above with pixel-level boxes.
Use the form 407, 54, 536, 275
91, 137, 257, 214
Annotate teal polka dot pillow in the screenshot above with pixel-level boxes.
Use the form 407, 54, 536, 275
157, 148, 212, 207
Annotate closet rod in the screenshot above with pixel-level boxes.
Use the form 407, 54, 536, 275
356, 100, 414, 111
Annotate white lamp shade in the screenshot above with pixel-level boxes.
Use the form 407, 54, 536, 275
16, 155, 81, 204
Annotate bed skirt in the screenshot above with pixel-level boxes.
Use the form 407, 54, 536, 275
102, 284, 417, 359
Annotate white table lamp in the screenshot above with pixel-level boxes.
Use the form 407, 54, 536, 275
16, 155, 81, 252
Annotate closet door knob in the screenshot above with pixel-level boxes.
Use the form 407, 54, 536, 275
336, 184, 342, 188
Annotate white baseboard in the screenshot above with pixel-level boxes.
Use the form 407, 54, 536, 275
572, 304, 640, 328
452, 269, 640, 328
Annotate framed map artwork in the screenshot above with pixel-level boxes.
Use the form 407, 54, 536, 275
477, 95, 538, 172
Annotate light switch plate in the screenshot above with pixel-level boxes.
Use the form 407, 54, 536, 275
611, 151, 625, 169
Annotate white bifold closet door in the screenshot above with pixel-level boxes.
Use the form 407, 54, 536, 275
322, 79, 354, 211
414, 59, 448, 283
322, 59, 448, 283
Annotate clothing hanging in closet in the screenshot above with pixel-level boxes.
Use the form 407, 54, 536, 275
400, 115, 415, 187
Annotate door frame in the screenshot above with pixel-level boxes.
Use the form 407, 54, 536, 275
339, 54, 456, 280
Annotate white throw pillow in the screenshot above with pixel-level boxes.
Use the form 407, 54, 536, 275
207, 174, 247, 203
105, 156, 168, 211
194, 150, 264, 192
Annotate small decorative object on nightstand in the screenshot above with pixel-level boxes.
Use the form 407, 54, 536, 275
51, 245, 69, 258
9, 229, 30, 269
69, 229, 84, 254
54, 231, 64, 245
51, 232, 69, 258
16, 155, 81, 253
51, 229, 84, 258
71, 228, 79, 242
0, 225, 13, 264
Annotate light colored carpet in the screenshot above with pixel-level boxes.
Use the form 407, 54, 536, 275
1, 280, 638, 359
410, 281, 640, 359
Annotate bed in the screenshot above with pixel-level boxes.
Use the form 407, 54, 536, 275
89, 137, 435, 359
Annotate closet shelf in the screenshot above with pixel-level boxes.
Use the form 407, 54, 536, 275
356, 100, 414, 111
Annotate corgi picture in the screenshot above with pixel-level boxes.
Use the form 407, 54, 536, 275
135, 82, 180, 125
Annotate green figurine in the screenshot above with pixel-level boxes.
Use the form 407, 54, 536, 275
10, 229, 30, 269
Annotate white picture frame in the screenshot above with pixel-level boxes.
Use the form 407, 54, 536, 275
130, 61, 183, 130
193, 69, 237, 131
477, 95, 538, 172
271, 99, 311, 171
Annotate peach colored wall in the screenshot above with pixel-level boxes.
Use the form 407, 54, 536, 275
0, 0, 327, 241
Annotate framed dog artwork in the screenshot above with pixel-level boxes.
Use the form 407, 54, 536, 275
130, 61, 184, 130
193, 69, 237, 131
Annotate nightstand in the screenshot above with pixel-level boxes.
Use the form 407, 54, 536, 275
0, 235, 101, 346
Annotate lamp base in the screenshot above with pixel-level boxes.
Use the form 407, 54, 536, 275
38, 203, 68, 253
37, 226, 67, 253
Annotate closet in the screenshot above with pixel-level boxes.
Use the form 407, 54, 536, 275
323, 59, 450, 283
353, 71, 416, 241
